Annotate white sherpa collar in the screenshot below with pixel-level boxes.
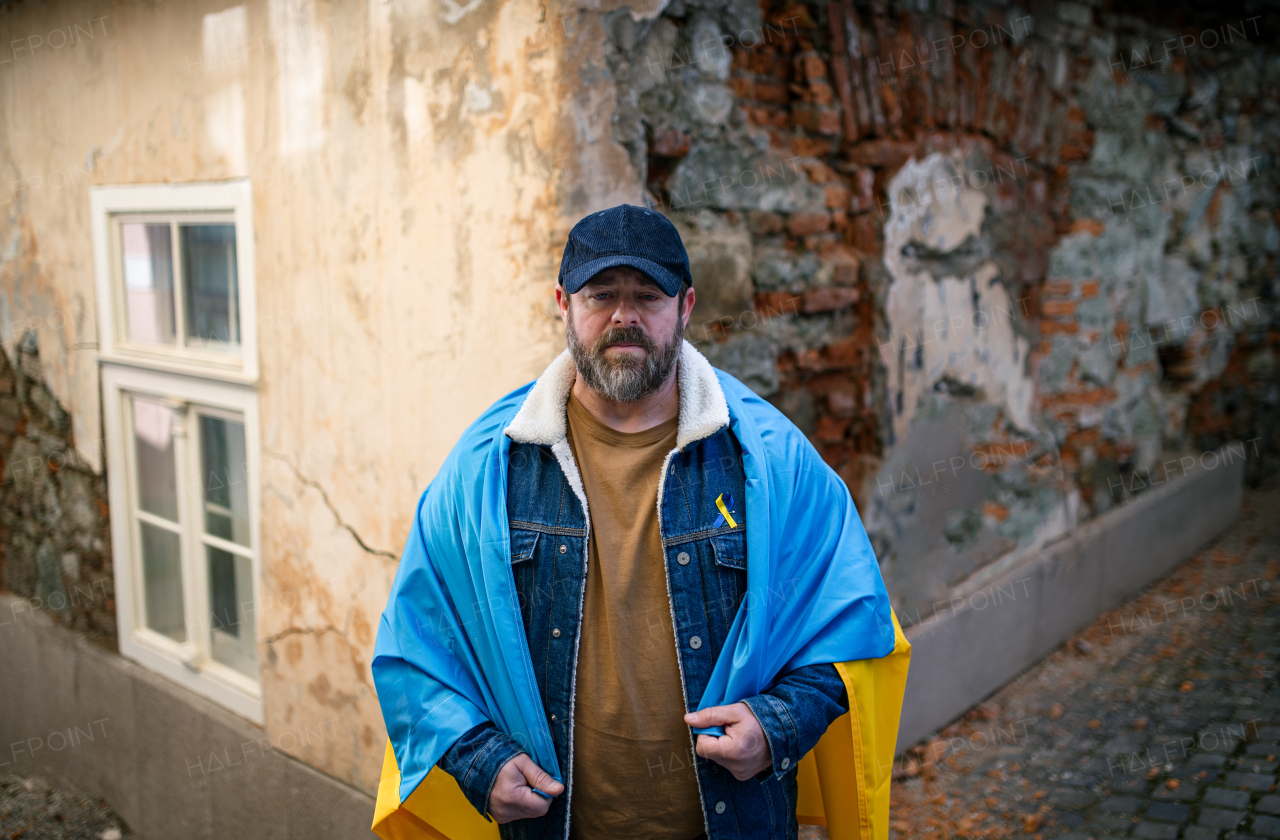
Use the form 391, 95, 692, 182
503, 339, 730, 451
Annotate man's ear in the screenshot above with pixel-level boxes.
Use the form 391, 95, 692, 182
556, 285, 571, 323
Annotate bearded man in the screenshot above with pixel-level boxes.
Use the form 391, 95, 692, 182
371, 204, 906, 840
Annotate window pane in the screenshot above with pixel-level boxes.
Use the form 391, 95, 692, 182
141, 521, 186, 642
132, 397, 179, 522
181, 224, 240, 349
199, 414, 249, 546
122, 223, 176, 345
208, 546, 256, 677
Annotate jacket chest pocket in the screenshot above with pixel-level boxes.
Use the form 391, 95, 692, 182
509, 527, 541, 629
706, 527, 746, 626
510, 528, 540, 563
709, 528, 745, 570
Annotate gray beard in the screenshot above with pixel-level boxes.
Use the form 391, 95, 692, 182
565, 305, 684, 403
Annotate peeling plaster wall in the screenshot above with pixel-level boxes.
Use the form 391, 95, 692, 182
0, 0, 639, 794
603, 0, 1279, 624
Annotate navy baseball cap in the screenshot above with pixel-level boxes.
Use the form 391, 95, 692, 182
558, 204, 692, 297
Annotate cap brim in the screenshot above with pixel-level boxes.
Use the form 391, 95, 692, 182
561, 255, 684, 296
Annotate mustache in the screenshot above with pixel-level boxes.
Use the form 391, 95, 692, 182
594, 326, 655, 355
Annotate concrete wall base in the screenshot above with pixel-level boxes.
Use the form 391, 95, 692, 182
0, 599, 377, 839
896, 445, 1246, 751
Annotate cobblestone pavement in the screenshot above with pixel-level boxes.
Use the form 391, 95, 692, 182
885, 486, 1280, 840
0, 776, 139, 839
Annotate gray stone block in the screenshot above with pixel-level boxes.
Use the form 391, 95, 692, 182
1101, 794, 1145, 813
1147, 801, 1190, 822
1182, 827, 1219, 840
1253, 815, 1280, 838
1154, 783, 1199, 801
1051, 789, 1098, 809
1205, 788, 1252, 809
1225, 772, 1276, 791
1090, 813, 1139, 831
1193, 754, 1229, 767
1258, 796, 1280, 815
1134, 823, 1180, 840
1200, 809, 1246, 830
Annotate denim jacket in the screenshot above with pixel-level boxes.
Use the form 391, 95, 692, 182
436, 343, 851, 840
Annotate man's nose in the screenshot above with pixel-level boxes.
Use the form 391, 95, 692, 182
611, 301, 641, 325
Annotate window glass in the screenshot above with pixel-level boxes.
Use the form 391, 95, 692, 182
181, 224, 240, 349
140, 521, 186, 642
198, 413, 255, 676
132, 397, 179, 522
122, 223, 176, 346
208, 547, 256, 677
199, 414, 250, 546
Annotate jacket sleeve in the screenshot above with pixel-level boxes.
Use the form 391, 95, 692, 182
437, 722, 527, 817
741, 662, 849, 781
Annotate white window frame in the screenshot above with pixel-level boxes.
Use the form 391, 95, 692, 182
101, 364, 263, 724
91, 181, 258, 384
92, 180, 263, 723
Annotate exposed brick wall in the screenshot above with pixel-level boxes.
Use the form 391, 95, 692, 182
602, 0, 1280, 616
0, 333, 116, 647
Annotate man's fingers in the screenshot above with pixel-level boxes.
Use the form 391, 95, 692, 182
513, 754, 564, 796
513, 787, 553, 817
684, 704, 742, 728
695, 733, 731, 761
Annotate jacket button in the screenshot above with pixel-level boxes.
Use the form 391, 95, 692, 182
552, 627, 561, 638
781, 757, 791, 770
715, 801, 726, 814
559, 544, 567, 554
676, 551, 690, 565
689, 636, 702, 650
551, 714, 557, 721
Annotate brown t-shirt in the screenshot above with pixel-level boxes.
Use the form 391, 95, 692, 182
564, 388, 704, 840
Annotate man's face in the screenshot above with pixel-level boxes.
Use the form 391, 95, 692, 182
558, 266, 695, 403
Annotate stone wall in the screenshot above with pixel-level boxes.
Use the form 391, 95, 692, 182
0, 332, 115, 647
600, 0, 1280, 620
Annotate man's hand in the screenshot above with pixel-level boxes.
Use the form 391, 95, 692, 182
487, 753, 564, 824
683, 702, 772, 781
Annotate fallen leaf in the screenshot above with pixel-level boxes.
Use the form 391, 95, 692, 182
1089, 719, 1101, 730
1023, 814, 1044, 833
1033, 791, 1047, 800
1179, 681, 1194, 693
1133, 717, 1148, 731
1147, 766, 1161, 779
986, 797, 999, 807
1166, 779, 1180, 790
1048, 703, 1064, 720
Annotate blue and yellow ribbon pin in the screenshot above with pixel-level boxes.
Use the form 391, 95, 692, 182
711, 493, 737, 529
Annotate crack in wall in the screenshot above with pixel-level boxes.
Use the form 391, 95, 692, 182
262, 624, 347, 645
263, 448, 399, 559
